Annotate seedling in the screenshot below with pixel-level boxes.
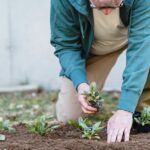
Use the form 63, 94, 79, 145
134, 107, 150, 126
82, 82, 104, 111
0, 134, 6, 141
27, 116, 61, 136
78, 117, 104, 139
0, 119, 16, 132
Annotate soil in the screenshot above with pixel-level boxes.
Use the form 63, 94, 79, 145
0, 124, 150, 150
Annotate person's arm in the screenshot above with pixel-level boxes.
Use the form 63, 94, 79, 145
107, 0, 150, 143
50, 0, 97, 113
50, 0, 88, 88
117, 0, 150, 113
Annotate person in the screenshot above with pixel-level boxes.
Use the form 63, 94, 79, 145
50, 0, 150, 143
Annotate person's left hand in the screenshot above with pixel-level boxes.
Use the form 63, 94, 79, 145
107, 110, 133, 143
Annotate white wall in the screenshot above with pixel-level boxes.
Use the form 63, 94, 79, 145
0, 0, 60, 90
0, 0, 11, 86
0, 0, 126, 91
103, 51, 126, 91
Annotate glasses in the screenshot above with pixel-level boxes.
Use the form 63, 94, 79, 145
90, 0, 124, 9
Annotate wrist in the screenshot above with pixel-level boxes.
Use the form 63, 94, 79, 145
116, 109, 133, 116
77, 83, 89, 94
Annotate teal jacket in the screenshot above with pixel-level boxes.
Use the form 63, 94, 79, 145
51, 0, 150, 113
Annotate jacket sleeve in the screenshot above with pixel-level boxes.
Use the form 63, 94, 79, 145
117, 0, 150, 113
50, 0, 88, 88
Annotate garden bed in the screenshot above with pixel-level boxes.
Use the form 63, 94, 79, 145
0, 91, 149, 150
0, 123, 150, 150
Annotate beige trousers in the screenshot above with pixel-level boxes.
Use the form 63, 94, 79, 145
56, 50, 150, 123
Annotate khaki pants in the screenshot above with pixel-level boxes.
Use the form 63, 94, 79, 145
56, 50, 150, 123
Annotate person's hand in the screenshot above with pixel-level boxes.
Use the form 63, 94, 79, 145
77, 83, 97, 114
107, 110, 133, 143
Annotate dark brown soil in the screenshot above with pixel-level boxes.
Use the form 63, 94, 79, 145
0, 124, 150, 150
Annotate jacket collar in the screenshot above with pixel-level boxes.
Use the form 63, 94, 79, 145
69, 0, 129, 26
68, 0, 92, 16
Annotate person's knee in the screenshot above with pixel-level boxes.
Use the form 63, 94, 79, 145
55, 89, 82, 123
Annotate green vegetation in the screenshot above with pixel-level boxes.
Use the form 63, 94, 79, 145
69, 117, 104, 140
0, 92, 57, 123
27, 115, 61, 136
0, 91, 118, 125
82, 82, 104, 111
0, 134, 6, 141
134, 107, 150, 126
0, 119, 15, 132
0, 119, 16, 141
0, 90, 119, 138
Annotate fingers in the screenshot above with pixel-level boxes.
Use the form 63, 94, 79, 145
107, 128, 113, 143
81, 106, 95, 114
107, 127, 119, 143
117, 129, 124, 142
107, 128, 124, 143
107, 110, 132, 143
111, 129, 120, 143
124, 128, 130, 142
107, 121, 129, 143
78, 96, 97, 114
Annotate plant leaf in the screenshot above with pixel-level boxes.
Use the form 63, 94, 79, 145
92, 122, 101, 131
0, 134, 6, 141
90, 82, 97, 93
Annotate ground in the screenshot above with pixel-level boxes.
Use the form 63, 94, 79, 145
0, 91, 149, 150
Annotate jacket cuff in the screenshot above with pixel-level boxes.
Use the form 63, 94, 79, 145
117, 89, 140, 113
70, 69, 88, 89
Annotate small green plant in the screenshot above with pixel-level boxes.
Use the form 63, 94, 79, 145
30, 116, 47, 136
27, 116, 61, 136
0, 134, 6, 141
134, 107, 150, 126
0, 119, 16, 132
82, 82, 104, 111
78, 117, 104, 139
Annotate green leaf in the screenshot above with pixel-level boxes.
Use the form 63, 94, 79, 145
92, 122, 101, 131
134, 107, 150, 125
90, 82, 97, 93
134, 117, 140, 124
0, 134, 6, 141
78, 117, 103, 140
78, 117, 88, 130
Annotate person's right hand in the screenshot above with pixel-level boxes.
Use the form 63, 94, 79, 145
77, 83, 97, 114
